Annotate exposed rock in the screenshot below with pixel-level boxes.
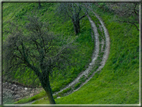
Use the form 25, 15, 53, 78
3, 82, 42, 103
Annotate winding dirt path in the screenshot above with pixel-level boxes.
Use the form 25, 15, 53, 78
25, 14, 101, 104
25, 11, 110, 104
70, 13, 110, 93
53, 14, 100, 97
53, 12, 110, 96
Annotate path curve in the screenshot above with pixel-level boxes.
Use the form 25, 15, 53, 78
53, 14, 100, 97
26, 11, 110, 104
69, 13, 110, 93
25, 14, 101, 104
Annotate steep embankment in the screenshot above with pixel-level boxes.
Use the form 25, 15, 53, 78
29, 9, 111, 104
53, 13, 110, 97
3, 3, 139, 104
23, 11, 110, 104
55, 7, 139, 104
15, 4, 139, 104
3, 3, 94, 104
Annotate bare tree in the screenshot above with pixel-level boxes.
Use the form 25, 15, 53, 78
3, 16, 75, 104
56, 3, 88, 35
97, 3, 139, 31
113, 3, 139, 31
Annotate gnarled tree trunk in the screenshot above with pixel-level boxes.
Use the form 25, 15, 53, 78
73, 20, 80, 35
44, 81, 55, 104
39, 71, 55, 104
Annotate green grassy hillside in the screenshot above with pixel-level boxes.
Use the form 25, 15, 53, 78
55, 5, 139, 104
3, 2, 94, 103
2, 3, 139, 104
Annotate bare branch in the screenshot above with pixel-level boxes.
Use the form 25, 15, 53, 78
3, 15, 76, 104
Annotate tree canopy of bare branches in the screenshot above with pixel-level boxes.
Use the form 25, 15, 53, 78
56, 3, 88, 35
3, 15, 75, 104
96, 3, 139, 31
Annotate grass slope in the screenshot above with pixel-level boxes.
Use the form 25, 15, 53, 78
3, 3, 139, 104
3, 3, 94, 104
24, 4, 139, 104
54, 6, 139, 104
31, 4, 139, 104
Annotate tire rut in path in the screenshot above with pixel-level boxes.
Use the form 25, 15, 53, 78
53, 12, 110, 97
53, 14, 100, 97
70, 14, 110, 93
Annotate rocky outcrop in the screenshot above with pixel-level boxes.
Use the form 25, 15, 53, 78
3, 82, 42, 103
